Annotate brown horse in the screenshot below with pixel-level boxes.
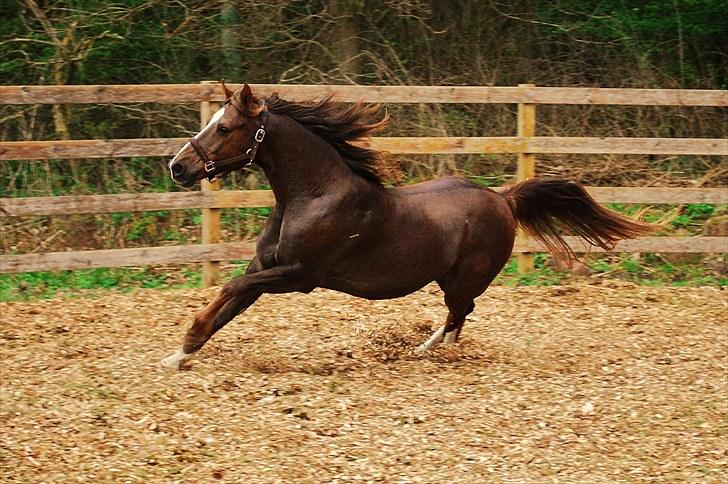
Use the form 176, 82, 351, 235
161, 83, 654, 369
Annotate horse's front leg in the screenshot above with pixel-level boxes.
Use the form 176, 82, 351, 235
160, 290, 263, 369
160, 256, 266, 370
161, 261, 314, 369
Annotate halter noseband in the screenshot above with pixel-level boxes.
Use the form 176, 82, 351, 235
189, 100, 268, 182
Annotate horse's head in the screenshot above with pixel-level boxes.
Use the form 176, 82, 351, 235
169, 82, 267, 186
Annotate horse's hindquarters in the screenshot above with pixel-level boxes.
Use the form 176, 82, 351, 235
322, 180, 517, 300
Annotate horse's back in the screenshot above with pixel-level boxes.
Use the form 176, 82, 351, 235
392, 176, 485, 196
390, 177, 514, 230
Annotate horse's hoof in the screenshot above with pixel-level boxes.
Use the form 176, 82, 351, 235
160, 349, 189, 370
160, 357, 180, 370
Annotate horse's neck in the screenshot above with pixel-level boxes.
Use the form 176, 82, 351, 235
257, 114, 360, 205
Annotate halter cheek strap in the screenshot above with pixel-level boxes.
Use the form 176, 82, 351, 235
189, 104, 268, 182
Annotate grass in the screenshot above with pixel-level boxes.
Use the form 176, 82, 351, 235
2, 254, 724, 302
0, 267, 202, 301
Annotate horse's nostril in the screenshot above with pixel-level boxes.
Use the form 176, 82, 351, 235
171, 162, 185, 177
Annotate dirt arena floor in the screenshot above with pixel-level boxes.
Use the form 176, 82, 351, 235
1, 281, 726, 483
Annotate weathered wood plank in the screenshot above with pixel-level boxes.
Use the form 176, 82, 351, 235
2, 84, 726, 106
522, 87, 728, 106
516, 84, 537, 273
0, 191, 276, 216
2, 187, 725, 217
514, 236, 727, 253
200, 94, 222, 287
0, 138, 184, 159
0, 242, 257, 273
585, 187, 728, 204
524, 137, 728, 155
1, 237, 725, 273
2, 136, 726, 160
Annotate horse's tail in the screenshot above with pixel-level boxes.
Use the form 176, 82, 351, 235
502, 178, 657, 262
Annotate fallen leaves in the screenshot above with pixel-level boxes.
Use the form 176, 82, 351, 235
0, 282, 726, 482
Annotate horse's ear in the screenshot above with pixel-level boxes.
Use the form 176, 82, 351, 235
221, 79, 233, 100
240, 83, 262, 115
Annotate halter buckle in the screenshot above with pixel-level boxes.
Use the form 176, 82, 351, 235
204, 160, 216, 173
254, 128, 266, 143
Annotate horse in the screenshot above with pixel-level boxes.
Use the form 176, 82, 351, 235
161, 82, 654, 369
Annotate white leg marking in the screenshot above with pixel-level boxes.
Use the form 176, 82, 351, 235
160, 348, 192, 370
443, 330, 458, 345
416, 325, 446, 353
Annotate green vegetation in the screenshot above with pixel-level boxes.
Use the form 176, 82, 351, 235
2, 251, 724, 302
0, 267, 203, 301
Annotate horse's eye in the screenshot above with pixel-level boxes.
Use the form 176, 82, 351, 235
218, 125, 230, 135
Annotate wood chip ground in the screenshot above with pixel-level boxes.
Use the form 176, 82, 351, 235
1, 282, 726, 483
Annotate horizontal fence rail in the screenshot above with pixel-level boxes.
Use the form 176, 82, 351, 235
2, 83, 727, 278
0, 243, 257, 273
2, 137, 727, 160
1, 237, 725, 274
2, 84, 727, 106
2, 188, 727, 217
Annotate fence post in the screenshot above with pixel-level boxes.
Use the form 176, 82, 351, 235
200, 81, 222, 287
517, 83, 536, 274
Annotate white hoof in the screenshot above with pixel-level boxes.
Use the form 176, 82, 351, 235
443, 331, 458, 345
160, 349, 191, 370
416, 325, 446, 353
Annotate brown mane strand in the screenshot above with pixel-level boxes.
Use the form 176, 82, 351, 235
266, 94, 389, 185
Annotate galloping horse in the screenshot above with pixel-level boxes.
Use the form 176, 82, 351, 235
161, 83, 653, 369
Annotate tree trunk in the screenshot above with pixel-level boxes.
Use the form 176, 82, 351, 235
328, 0, 360, 82
220, 1, 242, 80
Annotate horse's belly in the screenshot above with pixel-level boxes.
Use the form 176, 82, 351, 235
321, 274, 432, 300
321, 252, 450, 300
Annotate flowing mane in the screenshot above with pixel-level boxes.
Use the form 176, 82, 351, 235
266, 94, 388, 185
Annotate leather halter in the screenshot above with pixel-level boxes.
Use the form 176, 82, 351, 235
189, 100, 268, 182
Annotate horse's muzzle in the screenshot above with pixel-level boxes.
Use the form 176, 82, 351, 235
169, 161, 197, 187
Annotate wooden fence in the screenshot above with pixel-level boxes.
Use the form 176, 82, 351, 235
1, 83, 727, 284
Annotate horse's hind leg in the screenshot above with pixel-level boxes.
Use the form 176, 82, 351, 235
416, 263, 502, 353
416, 296, 474, 353
443, 299, 476, 344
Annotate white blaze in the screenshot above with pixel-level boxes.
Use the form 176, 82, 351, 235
195, 107, 226, 139
169, 107, 226, 167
